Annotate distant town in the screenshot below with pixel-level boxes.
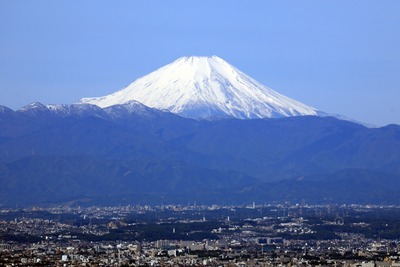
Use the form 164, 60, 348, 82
1, 202, 400, 266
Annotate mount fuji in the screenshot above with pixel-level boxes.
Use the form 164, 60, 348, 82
79, 56, 324, 120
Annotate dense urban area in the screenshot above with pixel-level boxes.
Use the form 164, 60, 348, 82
1, 202, 400, 266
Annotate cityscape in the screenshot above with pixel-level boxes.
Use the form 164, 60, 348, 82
1, 2, 400, 266
1, 202, 400, 266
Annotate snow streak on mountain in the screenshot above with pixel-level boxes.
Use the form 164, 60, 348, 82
79, 56, 321, 119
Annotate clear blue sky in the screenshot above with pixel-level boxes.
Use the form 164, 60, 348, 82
1, 1, 399, 126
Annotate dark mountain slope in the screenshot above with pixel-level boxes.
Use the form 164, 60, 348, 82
0, 103, 399, 206
0, 155, 256, 206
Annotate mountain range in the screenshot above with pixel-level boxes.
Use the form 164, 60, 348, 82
1, 101, 400, 206
1, 56, 399, 206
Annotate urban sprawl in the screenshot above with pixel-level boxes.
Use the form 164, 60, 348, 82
1, 203, 400, 266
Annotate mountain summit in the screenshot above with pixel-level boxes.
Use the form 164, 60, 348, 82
79, 56, 322, 119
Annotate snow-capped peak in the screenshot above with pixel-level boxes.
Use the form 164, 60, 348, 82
79, 56, 322, 119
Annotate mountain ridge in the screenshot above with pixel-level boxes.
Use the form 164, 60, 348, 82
1, 103, 400, 206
